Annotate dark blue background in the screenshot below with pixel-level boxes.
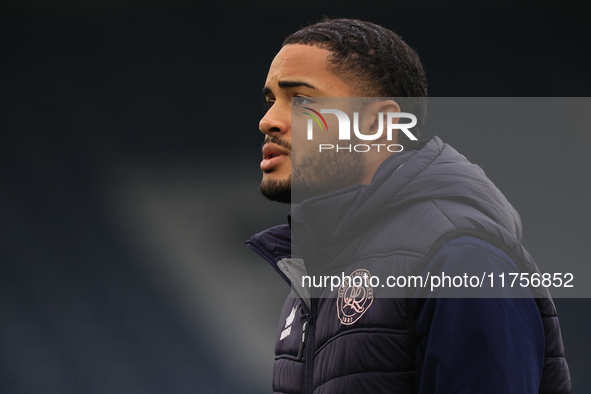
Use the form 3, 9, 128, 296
1, 1, 589, 392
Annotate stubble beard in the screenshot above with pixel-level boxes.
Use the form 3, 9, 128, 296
260, 147, 365, 204
260, 135, 293, 204
291, 148, 365, 203
260, 175, 292, 204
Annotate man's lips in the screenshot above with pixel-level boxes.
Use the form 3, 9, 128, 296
261, 143, 290, 172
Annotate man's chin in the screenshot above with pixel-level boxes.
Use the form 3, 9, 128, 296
260, 177, 291, 204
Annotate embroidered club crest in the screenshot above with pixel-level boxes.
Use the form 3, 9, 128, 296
336, 269, 374, 325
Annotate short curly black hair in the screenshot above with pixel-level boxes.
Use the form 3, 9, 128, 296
283, 18, 428, 145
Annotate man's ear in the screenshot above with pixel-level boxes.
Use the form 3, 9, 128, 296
360, 99, 401, 142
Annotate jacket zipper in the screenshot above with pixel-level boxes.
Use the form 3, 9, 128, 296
304, 299, 317, 394
248, 214, 320, 393
298, 213, 319, 394
296, 319, 309, 361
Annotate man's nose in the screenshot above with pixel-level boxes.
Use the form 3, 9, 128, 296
259, 104, 289, 136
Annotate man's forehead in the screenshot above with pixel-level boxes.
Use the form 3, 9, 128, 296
265, 45, 330, 84
273, 44, 330, 66
263, 44, 352, 97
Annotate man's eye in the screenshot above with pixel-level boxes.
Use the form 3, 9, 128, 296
292, 97, 313, 106
263, 100, 275, 110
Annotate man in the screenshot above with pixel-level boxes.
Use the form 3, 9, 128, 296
246, 18, 570, 393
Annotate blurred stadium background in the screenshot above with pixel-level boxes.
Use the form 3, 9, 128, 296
1, 1, 590, 392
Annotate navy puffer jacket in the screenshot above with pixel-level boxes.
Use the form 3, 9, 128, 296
247, 136, 570, 394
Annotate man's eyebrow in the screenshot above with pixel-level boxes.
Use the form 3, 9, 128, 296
262, 80, 318, 96
278, 80, 318, 90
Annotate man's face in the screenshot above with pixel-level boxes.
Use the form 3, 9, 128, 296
260, 44, 360, 203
